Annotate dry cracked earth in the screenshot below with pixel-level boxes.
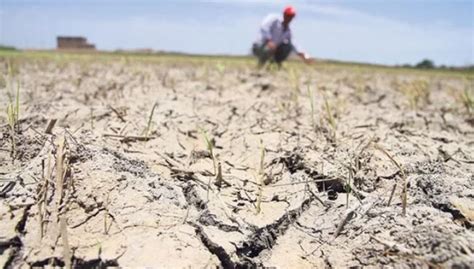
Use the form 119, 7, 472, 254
0, 55, 473, 268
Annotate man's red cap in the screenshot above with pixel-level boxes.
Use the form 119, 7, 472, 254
284, 6, 296, 17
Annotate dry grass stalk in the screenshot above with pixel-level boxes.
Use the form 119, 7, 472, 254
50, 135, 72, 246
307, 85, 316, 131
55, 136, 66, 206
104, 193, 110, 235
334, 207, 356, 239
43, 151, 53, 234
90, 107, 94, 130
306, 188, 327, 207
370, 235, 413, 255
356, 135, 377, 156
258, 140, 265, 176
200, 128, 217, 175
59, 217, 72, 269
374, 143, 407, 216
37, 162, 45, 242
37, 153, 52, 241
215, 161, 224, 189
103, 133, 153, 142
387, 182, 398, 206
107, 105, 126, 123
255, 178, 263, 214
345, 166, 353, 208
44, 119, 57, 134
320, 162, 326, 191
255, 140, 265, 214
58, 137, 73, 269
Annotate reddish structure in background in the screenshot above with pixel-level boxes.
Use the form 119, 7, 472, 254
56, 36, 96, 50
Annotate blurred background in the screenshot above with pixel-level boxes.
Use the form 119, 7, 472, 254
0, 0, 472, 66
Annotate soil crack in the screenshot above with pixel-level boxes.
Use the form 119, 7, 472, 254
189, 222, 236, 269
236, 196, 315, 260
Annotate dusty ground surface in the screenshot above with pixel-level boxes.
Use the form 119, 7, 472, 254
0, 54, 473, 268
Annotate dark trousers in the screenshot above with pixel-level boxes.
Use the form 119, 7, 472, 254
252, 42, 293, 66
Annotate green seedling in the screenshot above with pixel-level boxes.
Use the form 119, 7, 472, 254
446, 81, 473, 116
143, 102, 158, 138
322, 93, 336, 143
6, 74, 20, 160
199, 128, 218, 201
7, 59, 19, 77
460, 85, 473, 114
215, 62, 225, 76
6, 82, 20, 129
288, 67, 300, 103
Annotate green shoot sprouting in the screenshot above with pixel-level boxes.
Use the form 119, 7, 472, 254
322, 93, 336, 142
7, 82, 20, 130
6, 76, 20, 160
215, 62, 225, 76
143, 102, 158, 139
288, 67, 300, 103
199, 128, 218, 201
461, 85, 473, 115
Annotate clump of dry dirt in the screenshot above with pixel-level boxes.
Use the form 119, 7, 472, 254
0, 56, 473, 268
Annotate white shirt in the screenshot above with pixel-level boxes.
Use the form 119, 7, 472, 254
257, 14, 300, 53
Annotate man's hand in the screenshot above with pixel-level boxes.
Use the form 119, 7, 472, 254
304, 57, 315, 64
298, 52, 314, 64
265, 40, 277, 51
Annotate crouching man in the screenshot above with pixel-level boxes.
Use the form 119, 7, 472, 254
252, 6, 313, 67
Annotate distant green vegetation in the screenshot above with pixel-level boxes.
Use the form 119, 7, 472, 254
0, 45, 17, 51
400, 58, 474, 72
415, 59, 435, 69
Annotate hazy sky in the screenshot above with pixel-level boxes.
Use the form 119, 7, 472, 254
1, 0, 473, 66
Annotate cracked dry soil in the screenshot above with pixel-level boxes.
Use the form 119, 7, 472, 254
0, 55, 473, 268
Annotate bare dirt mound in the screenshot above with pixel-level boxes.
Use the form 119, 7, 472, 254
1, 56, 473, 268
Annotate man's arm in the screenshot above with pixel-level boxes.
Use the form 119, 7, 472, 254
292, 42, 314, 64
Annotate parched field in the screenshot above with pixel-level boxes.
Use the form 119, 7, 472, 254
1, 52, 473, 268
